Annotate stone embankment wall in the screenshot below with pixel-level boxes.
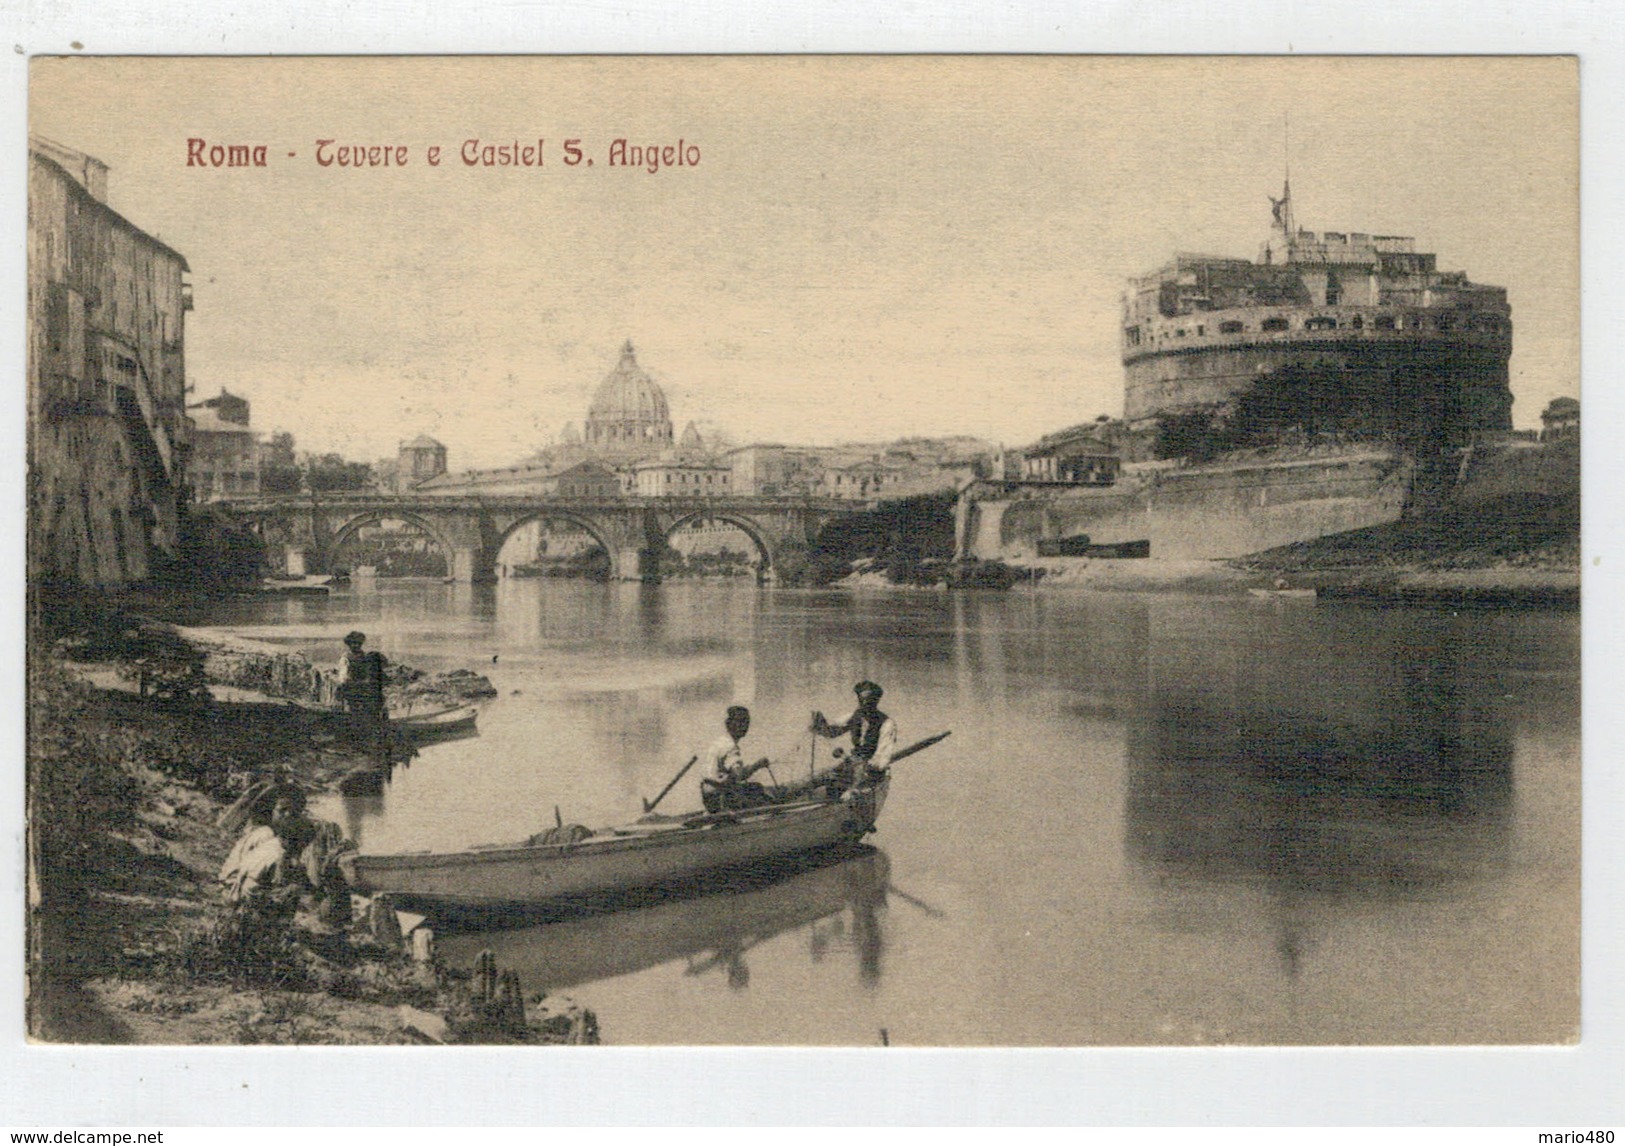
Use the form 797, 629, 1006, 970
962, 447, 1415, 562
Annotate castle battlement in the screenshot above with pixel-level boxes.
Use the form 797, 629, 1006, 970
1120, 192, 1513, 444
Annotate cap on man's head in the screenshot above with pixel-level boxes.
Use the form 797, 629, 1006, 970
854, 680, 883, 699
726, 705, 751, 722
343, 631, 367, 647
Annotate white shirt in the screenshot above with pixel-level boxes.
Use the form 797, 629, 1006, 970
219, 825, 285, 902
706, 733, 744, 782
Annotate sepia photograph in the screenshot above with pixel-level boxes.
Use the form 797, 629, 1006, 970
22, 55, 1580, 1058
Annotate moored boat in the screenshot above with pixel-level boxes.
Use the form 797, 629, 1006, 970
348, 774, 890, 913
389, 703, 480, 742
255, 577, 331, 596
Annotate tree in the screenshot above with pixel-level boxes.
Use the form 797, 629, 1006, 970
303, 453, 374, 493
167, 503, 266, 590
1153, 409, 1227, 462
259, 432, 303, 494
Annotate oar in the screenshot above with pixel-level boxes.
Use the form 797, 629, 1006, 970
643, 755, 700, 813
886, 882, 946, 919
888, 730, 951, 765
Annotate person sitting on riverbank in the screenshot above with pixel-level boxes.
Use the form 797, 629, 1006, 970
811, 680, 897, 795
701, 705, 775, 813
219, 779, 354, 929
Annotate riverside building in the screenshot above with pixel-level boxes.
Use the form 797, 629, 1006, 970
28, 137, 194, 585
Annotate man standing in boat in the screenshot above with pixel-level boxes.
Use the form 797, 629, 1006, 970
811, 680, 897, 795
702, 705, 775, 813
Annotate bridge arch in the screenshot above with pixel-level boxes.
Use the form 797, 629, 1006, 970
328, 509, 458, 576
660, 510, 777, 580
491, 510, 620, 580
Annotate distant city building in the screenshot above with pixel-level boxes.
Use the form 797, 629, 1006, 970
191, 386, 249, 426
396, 434, 447, 491
584, 341, 674, 460
632, 458, 733, 497
1539, 396, 1579, 442
1122, 185, 1513, 451
423, 341, 698, 495
188, 390, 261, 501
726, 444, 796, 496
667, 516, 757, 560
397, 341, 999, 502
555, 459, 621, 498
821, 459, 913, 500
1017, 426, 1121, 485
29, 136, 193, 584
414, 460, 554, 497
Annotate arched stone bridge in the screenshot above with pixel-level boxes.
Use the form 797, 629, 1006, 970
226, 493, 863, 582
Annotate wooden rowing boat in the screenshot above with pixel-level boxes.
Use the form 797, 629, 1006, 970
348, 774, 889, 912
1247, 587, 1317, 600
390, 704, 479, 742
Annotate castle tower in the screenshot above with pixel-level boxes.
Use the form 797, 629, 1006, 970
1120, 191, 1512, 451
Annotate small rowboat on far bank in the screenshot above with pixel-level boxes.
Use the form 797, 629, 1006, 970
389, 703, 480, 743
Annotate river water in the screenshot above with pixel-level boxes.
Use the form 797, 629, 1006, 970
174, 577, 1580, 1046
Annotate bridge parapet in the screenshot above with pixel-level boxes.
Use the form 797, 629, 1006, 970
224, 493, 862, 511
223, 492, 865, 582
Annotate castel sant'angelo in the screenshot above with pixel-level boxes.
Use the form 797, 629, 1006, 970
957, 184, 1565, 565
1120, 183, 1514, 449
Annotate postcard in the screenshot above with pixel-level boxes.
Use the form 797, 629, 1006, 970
18, 50, 1584, 1100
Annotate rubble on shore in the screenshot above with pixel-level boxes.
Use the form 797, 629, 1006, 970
173, 624, 500, 711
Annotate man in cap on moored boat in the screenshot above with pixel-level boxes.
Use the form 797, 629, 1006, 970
811, 680, 897, 795
335, 630, 387, 741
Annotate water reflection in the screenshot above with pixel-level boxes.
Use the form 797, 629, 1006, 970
1127, 611, 1514, 977
438, 847, 892, 993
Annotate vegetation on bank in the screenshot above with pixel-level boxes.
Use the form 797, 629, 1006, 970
773, 491, 1030, 589
508, 548, 612, 581
1153, 360, 1485, 463
1237, 491, 1580, 575
27, 600, 598, 1045
158, 503, 267, 592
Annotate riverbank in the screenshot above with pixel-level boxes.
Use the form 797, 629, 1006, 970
831, 553, 1579, 606
26, 606, 598, 1045
993, 555, 1579, 606
1227, 491, 1580, 607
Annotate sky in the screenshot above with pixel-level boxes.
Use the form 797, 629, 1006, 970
30, 56, 1578, 471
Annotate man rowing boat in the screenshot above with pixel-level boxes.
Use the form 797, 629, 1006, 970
811, 680, 897, 795
701, 705, 776, 813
